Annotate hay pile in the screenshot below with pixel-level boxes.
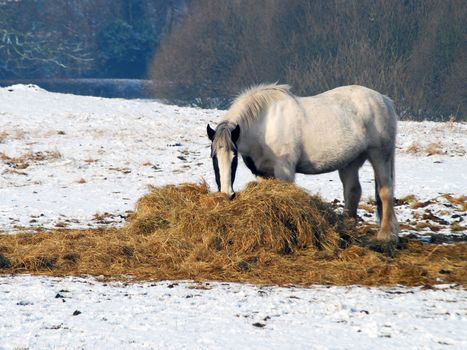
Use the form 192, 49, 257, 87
126, 180, 348, 254
0, 180, 466, 286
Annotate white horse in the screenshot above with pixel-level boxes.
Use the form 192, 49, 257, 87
207, 83, 399, 241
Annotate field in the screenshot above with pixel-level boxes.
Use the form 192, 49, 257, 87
0, 85, 466, 349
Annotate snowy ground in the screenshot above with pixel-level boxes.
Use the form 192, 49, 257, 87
1, 277, 466, 350
0, 85, 466, 349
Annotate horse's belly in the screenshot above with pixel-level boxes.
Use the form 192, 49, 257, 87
296, 152, 364, 174
295, 160, 338, 174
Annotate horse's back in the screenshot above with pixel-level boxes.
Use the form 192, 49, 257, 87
299, 85, 397, 141
301, 85, 395, 121
292, 85, 397, 173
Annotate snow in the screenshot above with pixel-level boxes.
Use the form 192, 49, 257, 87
1, 276, 466, 350
0, 84, 466, 349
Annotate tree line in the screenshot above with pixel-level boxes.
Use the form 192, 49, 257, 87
0, 0, 186, 79
0, 0, 465, 120
150, 0, 466, 120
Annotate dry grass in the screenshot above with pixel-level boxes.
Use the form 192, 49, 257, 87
358, 202, 374, 213
0, 129, 26, 141
405, 142, 446, 156
397, 195, 417, 205
0, 180, 466, 286
425, 143, 445, 156
450, 222, 465, 233
0, 150, 62, 169
442, 194, 467, 212
410, 200, 433, 210
0, 131, 8, 143
405, 143, 420, 154
415, 222, 441, 232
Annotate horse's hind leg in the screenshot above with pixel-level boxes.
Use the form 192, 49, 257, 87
369, 152, 399, 241
375, 181, 382, 223
338, 158, 364, 218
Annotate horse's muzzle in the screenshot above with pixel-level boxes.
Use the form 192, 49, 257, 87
229, 192, 236, 200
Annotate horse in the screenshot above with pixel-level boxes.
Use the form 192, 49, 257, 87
207, 83, 399, 241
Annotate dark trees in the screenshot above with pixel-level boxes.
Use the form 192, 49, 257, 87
150, 0, 466, 120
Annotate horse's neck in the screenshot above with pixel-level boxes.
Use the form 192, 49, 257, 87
224, 105, 264, 133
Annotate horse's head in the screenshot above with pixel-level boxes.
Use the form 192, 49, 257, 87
207, 122, 241, 199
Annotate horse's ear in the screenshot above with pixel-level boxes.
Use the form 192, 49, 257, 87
231, 124, 240, 143
207, 124, 216, 141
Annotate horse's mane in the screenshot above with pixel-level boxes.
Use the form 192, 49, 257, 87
224, 83, 291, 129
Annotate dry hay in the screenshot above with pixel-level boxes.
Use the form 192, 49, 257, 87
442, 194, 467, 212
0, 180, 466, 287
0, 150, 62, 170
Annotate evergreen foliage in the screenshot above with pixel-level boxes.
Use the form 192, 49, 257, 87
96, 20, 158, 78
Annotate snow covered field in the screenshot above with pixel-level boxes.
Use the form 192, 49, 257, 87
1, 277, 466, 350
0, 85, 466, 349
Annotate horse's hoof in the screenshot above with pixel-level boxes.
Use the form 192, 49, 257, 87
376, 232, 399, 243
376, 224, 400, 242
365, 239, 398, 257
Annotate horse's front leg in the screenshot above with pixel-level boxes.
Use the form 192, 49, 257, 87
273, 161, 295, 182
